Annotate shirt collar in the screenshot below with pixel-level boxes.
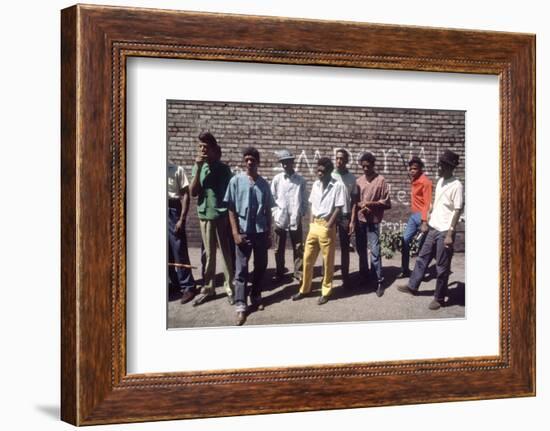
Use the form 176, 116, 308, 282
283, 171, 296, 179
441, 175, 456, 185
319, 178, 336, 191
412, 173, 425, 184
363, 172, 378, 182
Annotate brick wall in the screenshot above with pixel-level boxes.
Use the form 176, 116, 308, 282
167, 100, 465, 251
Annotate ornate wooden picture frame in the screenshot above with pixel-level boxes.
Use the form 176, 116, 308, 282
61, 4, 535, 425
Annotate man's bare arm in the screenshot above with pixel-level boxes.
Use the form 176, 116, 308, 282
228, 208, 246, 246
326, 207, 341, 230
175, 187, 190, 234
189, 161, 204, 197
444, 209, 463, 247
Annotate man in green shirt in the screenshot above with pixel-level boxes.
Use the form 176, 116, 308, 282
190, 132, 235, 306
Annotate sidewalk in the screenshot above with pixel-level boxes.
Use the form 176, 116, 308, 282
168, 247, 465, 328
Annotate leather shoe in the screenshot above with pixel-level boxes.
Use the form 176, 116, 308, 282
397, 284, 417, 296
428, 299, 443, 310
180, 290, 196, 304
376, 283, 384, 297
317, 295, 329, 305
236, 311, 247, 326
292, 292, 306, 301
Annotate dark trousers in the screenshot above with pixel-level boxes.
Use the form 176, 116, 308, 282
401, 212, 422, 272
408, 228, 454, 301
274, 224, 304, 279
168, 205, 195, 293
356, 221, 382, 283
336, 214, 351, 280
234, 232, 269, 309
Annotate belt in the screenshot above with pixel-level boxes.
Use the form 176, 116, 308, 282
312, 217, 328, 224
168, 197, 181, 207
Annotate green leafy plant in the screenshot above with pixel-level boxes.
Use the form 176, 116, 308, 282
380, 229, 423, 259
380, 230, 402, 259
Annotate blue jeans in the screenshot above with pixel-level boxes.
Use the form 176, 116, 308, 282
356, 221, 383, 283
234, 232, 269, 311
168, 205, 195, 293
408, 228, 454, 301
401, 212, 422, 272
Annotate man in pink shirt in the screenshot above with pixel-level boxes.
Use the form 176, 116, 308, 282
350, 152, 391, 297
398, 156, 433, 278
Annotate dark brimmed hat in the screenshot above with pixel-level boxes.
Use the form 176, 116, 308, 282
408, 156, 424, 168
276, 149, 295, 162
439, 150, 460, 168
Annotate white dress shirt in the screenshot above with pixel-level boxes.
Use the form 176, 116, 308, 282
309, 178, 346, 219
271, 171, 307, 230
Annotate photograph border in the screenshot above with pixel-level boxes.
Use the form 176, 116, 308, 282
61, 4, 535, 425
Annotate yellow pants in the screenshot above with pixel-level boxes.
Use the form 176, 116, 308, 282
299, 219, 336, 297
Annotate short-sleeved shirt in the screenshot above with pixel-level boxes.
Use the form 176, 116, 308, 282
223, 173, 276, 234
410, 173, 433, 221
271, 171, 308, 230
355, 173, 391, 224
167, 164, 189, 199
191, 161, 233, 220
332, 170, 356, 215
429, 176, 463, 232
309, 178, 346, 219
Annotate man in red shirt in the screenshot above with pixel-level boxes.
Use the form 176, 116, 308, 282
398, 156, 433, 278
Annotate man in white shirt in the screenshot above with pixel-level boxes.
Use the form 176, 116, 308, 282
397, 150, 464, 310
292, 157, 346, 305
331, 148, 356, 287
271, 150, 308, 283
167, 163, 196, 303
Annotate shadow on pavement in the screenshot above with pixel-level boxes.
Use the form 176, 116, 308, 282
262, 283, 301, 307
168, 288, 182, 302
446, 281, 465, 307
169, 265, 465, 307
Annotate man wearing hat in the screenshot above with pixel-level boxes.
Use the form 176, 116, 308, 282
398, 156, 433, 278
270, 150, 308, 282
397, 149, 464, 310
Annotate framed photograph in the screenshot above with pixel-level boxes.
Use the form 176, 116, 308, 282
61, 4, 535, 425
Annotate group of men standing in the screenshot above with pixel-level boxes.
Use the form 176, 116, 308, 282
168, 131, 464, 325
